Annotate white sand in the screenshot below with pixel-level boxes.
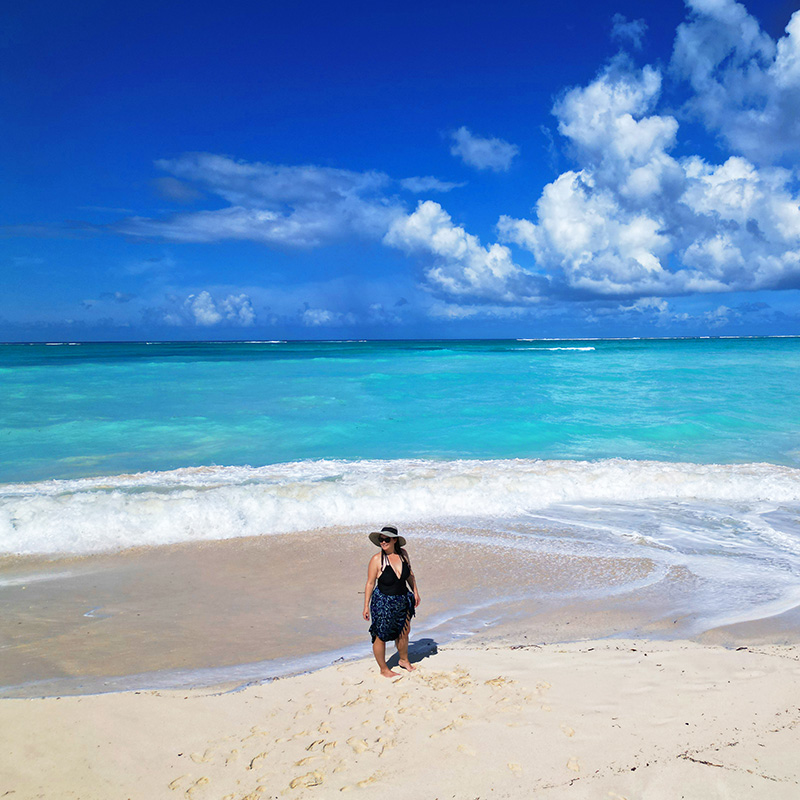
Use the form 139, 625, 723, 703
2, 637, 799, 799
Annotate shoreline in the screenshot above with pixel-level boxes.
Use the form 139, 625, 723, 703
3, 526, 800, 699
3, 527, 799, 797
0, 524, 662, 698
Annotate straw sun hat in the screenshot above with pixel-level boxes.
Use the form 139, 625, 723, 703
368, 524, 406, 548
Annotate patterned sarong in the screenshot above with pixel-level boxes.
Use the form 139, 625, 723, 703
369, 587, 415, 643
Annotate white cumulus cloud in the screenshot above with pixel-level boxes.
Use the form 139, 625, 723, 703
106, 0, 800, 315
185, 291, 223, 325
499, 46, 800, 298
221, 293, 256, 326
183, 290, 256, 326
385, 200, 541, 303
449, 126, 519, 172
672, 0, 800, 164
300, 306, 356, 326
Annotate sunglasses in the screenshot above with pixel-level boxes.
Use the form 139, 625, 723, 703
378, 536, 393, 543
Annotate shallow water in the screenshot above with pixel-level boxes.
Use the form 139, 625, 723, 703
2, 337, 799, 483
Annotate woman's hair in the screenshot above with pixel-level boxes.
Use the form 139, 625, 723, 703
383, 539, 408, 564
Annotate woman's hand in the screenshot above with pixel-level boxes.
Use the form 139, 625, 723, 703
363, 609, 370, 621
414, 592, 421, 608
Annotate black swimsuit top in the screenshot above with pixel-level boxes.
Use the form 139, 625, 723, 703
377, 553, 410, 595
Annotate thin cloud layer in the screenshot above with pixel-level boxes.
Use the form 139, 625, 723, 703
449, 126, 520, 172
611, 14, 648, 50
400, 176, 466, 193
118, 154, 404, 248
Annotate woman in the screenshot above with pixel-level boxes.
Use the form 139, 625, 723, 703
363, 524, 421, 677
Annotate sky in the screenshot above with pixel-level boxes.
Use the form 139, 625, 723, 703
3, 0, 800, 340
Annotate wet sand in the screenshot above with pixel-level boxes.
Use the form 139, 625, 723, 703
0, 525, 661, 696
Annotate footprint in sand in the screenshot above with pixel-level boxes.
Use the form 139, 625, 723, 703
340, 772, 380, 791
318, 722, 332, 734
560, 725, 575, 738
168, 775, 188, 791
566, 757, 581, 773
305, 739, 325, 752
190, 749, 214, 764
346, 737, 370, 754
508, 762, 523, 774
457, 744, 477, 756
289, 771, 324, 788
432, 714, 472, 738
248, 752, 269, 770
241, 790, 266, 800
537, 681, 551, 690
295, 755, 324, 767
241, 726, 270, 742
485, 676, 516, 688
225, 749, 239, 765
185, 776, 210, 798
323, 741, 338, 753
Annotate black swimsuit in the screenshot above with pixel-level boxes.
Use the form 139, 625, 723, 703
368, 552, 415, 643
377, 554, 410, 595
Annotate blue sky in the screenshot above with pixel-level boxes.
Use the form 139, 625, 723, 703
3, 0, 800, 340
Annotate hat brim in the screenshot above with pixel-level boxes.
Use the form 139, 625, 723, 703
369, 531, 407, 548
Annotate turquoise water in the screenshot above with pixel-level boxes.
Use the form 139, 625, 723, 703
2, 337, 799, 484
2, 337, 800, 654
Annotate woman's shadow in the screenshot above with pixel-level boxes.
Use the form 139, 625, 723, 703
386, 637, 438, 669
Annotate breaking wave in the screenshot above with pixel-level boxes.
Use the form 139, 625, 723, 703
2, 457, 800, 555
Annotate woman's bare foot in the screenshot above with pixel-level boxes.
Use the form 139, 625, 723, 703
380, 668, 400, 677
398, 659, 416, 671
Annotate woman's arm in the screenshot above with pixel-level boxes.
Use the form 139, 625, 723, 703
402, 548, 421, 608
363, 554, 380, 620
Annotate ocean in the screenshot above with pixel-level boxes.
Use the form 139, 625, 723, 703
2, 337, 800, 639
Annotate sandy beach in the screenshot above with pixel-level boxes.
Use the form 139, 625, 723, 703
2, 636, 799, 799
2, 529, 800, 798
7, 0, 800, 786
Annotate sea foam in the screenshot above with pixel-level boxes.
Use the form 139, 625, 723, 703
2, 457, 800, 555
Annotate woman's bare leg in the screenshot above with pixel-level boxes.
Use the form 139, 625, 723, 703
396, 622, 416, 671
372, 638, 399, 677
